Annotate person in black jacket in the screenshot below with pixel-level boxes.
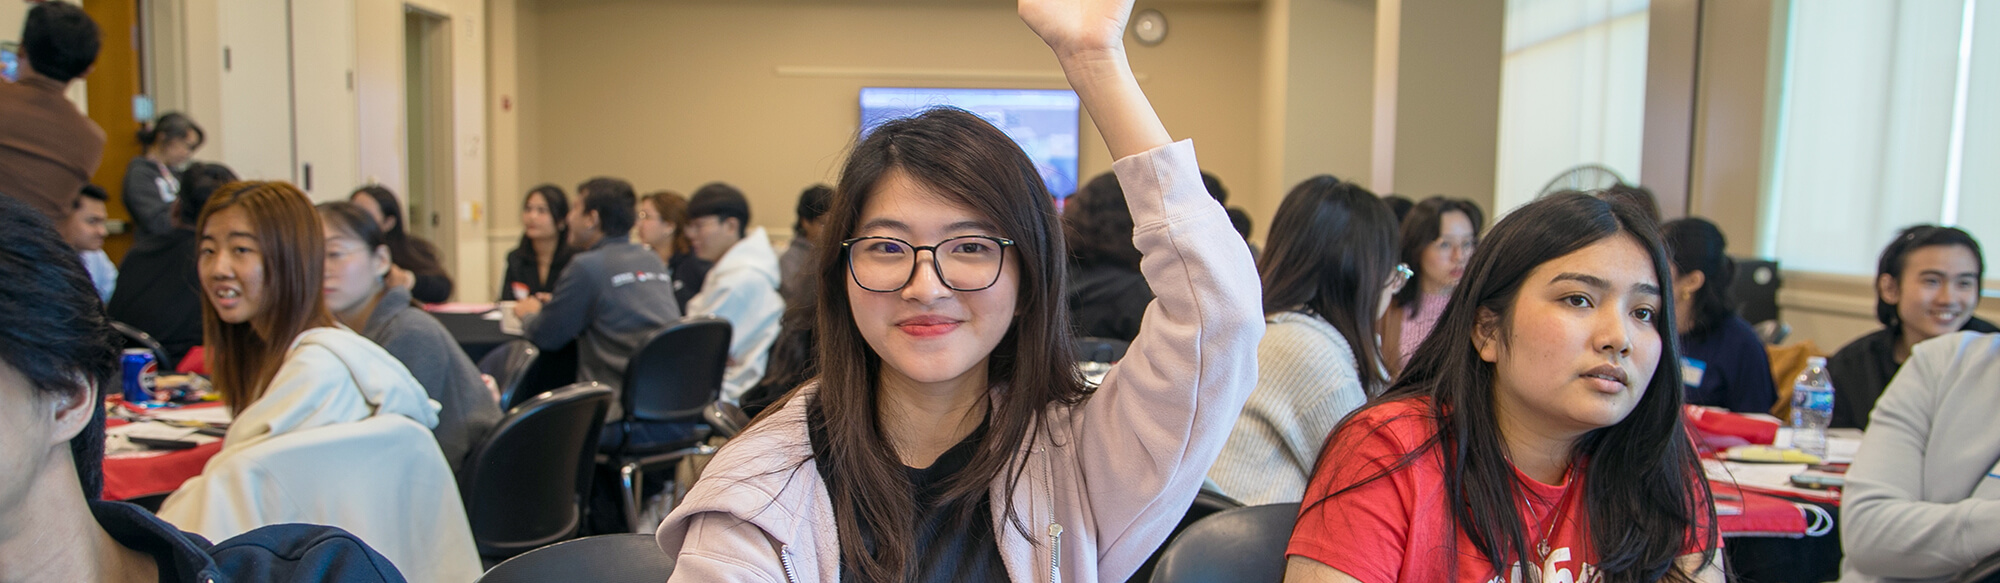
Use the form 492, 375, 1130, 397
107, 162, 237, 362
1063, 171, 1152, 343
498, 184, 575, 300
1829, 225, 1994, 429
349, 186, 453, 303
0, 195, 406, 582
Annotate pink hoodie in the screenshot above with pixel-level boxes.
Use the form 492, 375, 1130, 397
655, 140, 1264, 583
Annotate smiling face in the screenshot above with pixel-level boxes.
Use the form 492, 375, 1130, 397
847, 168, 1021, 389
1420, 210, 1476, 293
1883, 244, 1982, 344
1479, 234, 1664, 439
198, 207, 268, 325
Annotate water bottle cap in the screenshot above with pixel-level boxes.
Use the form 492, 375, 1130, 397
1806, 356, 1827, 367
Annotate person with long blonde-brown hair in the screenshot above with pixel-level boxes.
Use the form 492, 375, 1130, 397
158, 181, 481, 583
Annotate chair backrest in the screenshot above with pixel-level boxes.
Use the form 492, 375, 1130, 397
1128, 487, 1245, 582
459, 383, 614, 559
1150, 503, 1299, 583
1732, 257, 1782, 325
505, 340, 579, 411
110, 321, 174, 371
476, 534, 674, 583
705, 400, 750, 439
480, 339, 539, 405
622, 317, 731, 423
1075, 336, 1130, 363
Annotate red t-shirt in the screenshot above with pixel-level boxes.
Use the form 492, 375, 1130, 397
1287, 399, 1711, 583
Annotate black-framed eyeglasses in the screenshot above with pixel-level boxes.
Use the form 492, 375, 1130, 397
842, 235, 1015, 293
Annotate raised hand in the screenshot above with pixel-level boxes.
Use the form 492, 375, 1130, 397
1019, 0, 1135, 59
1019, 0, 1169, 160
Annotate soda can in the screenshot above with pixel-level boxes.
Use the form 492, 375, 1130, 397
121, 348, 159, 404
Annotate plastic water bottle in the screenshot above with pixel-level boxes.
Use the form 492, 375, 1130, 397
1790, 356, 1835, 458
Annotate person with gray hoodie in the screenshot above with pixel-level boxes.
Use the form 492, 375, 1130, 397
654, 2, 1264, 581
683, 183, 786, 402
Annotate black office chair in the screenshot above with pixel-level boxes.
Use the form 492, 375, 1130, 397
502, 341, 579, 411
459, 383, 614, 561
110, 321, 174, 371
1076, 336, 1131, 363
704, 401, 750, 439
1150, 503, 1299, 583
1127, 487, 1244, 582
475, 534, 673, 583
1954, 548, 2000, 583
599, 317, 732, 532
479, 339, 538, 401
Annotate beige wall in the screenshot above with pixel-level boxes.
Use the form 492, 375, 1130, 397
1370, 0, 1503, 212
514, 0, 1264, 245
1257, 0, 1374, 229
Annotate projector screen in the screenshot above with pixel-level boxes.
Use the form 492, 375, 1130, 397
860, 87, 1081, 198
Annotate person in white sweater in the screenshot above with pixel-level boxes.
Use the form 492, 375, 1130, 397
1207, 175, 1403, 505
158, 181, 480, 583
1840, 331, 2000, 583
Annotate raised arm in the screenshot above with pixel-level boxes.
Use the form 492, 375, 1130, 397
1020, 0, 1172, 160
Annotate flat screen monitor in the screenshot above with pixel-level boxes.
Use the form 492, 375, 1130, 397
860, 87, 1081, 198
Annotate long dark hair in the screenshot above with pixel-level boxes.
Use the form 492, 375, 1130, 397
199, 182, 340, 416
1259, 175, 1398, 396
518, 184, 570, 253
1308, 192, 1715, 582
1661, 218, 1737, 339
1392, 196, 1485, 312
350, 185, 445, 276
800, 107, 1087, 580
1064, 172, 1141, 270
1873, 224, 1985, 329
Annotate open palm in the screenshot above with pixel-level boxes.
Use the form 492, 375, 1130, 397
1020, 0, 1134, 56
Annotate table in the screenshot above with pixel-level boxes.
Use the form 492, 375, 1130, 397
433, 310, 519, 363
102, 402, 229, 501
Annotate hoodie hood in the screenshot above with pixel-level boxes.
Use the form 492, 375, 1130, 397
222, 327, 440, 454
713, 226, 782, 289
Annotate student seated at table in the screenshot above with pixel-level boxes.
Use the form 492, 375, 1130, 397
58, 184, 117, 302
497, 184, 576, 300
1286, 193, 1721, 583
156, 181, 480, 583
318, 201, 501, 474
513, 177, 681, 424
1662, 217, 1776, 414
1208, 175, 1400, 506
1380, 196, 1484, 377
1840, 331, 2000, 583
348, 186, 454, 303
636, 189, 712, 311
108, 163, 236, 363
0, 194, 409, 582
1829, 225, 1993, 429
656, 2, 1265, 578
682, 182, 784, 401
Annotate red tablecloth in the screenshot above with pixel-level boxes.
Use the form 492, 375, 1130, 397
102, 402, 225, 501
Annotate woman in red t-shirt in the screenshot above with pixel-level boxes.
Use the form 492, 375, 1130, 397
1285, 192, 1722, 583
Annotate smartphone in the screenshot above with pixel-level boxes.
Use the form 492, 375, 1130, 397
128, 436, 201, 450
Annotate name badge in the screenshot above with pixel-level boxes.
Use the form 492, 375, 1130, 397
1681, 357, 1707, 388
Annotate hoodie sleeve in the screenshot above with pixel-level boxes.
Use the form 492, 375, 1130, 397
1070, 140, 1265, 570
524, 255, 597, 351
664, 512, 790, 583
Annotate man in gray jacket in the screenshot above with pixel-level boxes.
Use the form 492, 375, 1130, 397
515, 177, 680, 422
